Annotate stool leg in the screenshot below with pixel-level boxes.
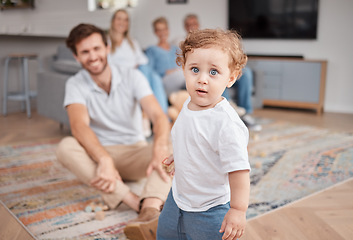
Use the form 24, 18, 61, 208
2, 57, 10, 116
20, 58, 26, 112
23, 57, 31, 118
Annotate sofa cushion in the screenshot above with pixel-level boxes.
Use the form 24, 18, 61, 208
52, 59, 82, 75
56, 44, 76, 60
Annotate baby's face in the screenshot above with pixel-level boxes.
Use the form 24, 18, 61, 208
183, 47, 236, 111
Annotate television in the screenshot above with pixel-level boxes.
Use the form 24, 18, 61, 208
228, 0, 319, 40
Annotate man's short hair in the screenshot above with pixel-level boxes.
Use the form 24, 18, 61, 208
184, 14, 198, 25
66, 23, 108, 55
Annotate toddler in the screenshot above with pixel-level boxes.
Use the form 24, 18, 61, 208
157, 28, 251, 240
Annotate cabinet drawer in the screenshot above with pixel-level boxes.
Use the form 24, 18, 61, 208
248, 60, 281, 75
248, 58, 326, 114
263, 88, 281, 99
281, 62, 321, 102
263, 75, 281, 89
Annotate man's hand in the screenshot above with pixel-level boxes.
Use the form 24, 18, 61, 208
139, 95, 171, 183
219, 208, 246, 240
90, 157, 122, 193
146, 158, 170, 183
67, 103, 121, 193
146, 144, 170, 182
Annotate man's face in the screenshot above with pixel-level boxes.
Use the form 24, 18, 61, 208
74, 33, 109, 76
184, 17, 200, 33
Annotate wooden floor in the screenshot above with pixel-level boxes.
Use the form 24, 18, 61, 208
254, 107, 353, 133
0, 108, 353, 239
0, 111, 70, 145
244, 178, 353, 240
0, 200, 36, 240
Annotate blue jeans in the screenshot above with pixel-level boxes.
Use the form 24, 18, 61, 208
222, 66, 253, 114
157, 190, 230, 240
138, 64, 169, 113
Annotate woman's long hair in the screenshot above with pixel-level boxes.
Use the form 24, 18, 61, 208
109, 9, 135, 52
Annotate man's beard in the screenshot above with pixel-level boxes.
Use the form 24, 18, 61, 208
84, 59, 108, 76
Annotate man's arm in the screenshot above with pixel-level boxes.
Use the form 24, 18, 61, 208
139, 95, 171, 182
66, 103, 121, 192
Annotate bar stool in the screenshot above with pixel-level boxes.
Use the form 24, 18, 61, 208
2, 53, 38, 118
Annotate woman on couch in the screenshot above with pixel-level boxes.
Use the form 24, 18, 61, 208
108, 9, 168, 113
145, 17, 186, 97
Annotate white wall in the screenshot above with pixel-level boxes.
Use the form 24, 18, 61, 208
128, 0, 227, 49
0, 0, 352, 114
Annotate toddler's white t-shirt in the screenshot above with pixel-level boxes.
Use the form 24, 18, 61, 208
171, 97, 250, 212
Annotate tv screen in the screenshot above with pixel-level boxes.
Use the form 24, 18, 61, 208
228, 0, 319, 39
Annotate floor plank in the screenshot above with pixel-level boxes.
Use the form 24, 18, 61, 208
255, 107, 353, 133
0, 111, 70, 145
243, 178, 353, 240
0, 201, 36, 240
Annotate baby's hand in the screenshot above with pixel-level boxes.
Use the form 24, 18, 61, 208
162, 155, 175, 176
219, 208, 246, 239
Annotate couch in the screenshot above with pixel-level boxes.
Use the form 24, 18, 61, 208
37, 45, 81, 127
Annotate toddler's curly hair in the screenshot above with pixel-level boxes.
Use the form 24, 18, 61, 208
176, 28, 247, 78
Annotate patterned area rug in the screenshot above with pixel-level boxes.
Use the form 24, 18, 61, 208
247, 119, 353, 218
0, 120, 353, 239
0, 139, 141, 239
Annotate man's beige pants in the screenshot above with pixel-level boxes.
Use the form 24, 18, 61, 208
56, 136, 171, 209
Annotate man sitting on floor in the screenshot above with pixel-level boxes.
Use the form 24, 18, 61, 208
56, 23, 171, 240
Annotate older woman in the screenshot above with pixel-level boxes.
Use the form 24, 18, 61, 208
109, 9, 168, 113
145, 17, 185, 97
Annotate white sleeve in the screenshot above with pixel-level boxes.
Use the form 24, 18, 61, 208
133, 39, 148, 66
218, 122, 250, 173
131, 68, 153, 101
63, 77, 86, 108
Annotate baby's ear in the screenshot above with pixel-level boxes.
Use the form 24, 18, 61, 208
227, 71, 239, 88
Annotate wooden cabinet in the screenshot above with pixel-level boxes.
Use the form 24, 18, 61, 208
247, 57, 327, 114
